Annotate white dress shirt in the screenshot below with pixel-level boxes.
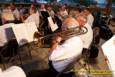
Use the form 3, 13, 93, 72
49, 36, 83, 72
48, 10, 55, 18
0, 66, 26, 77
62, 21, 93, 49
40, 9, 46, 12
13, 8, 20, 20
87, 14, 94, 27
79, 23, 93, 49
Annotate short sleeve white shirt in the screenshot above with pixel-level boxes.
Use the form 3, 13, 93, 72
87, 14, 94, 27
49, 36, 83, 72
79, 23, 93, 49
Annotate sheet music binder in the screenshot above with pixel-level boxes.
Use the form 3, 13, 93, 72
12, 22, 38, 46
48, 17, 58, 32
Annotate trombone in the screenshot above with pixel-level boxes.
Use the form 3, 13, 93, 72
34, 26, 88, 41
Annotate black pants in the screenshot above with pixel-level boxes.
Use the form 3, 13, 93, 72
48, 60, 75, 77
82, 48, 89, 55
82, 47, 99, 58
49, 60, 59, 77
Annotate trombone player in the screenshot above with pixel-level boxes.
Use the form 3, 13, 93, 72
48, 15, 93, 77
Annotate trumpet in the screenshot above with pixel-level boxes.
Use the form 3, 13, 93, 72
34, 26, 88, 41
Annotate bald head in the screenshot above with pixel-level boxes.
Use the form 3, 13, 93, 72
63, 16, 78, 29
62, 15, 87, 31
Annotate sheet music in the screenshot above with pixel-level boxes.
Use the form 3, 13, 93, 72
12, 22, 38, 46
12, 23, 28, 46
102, 35, 115, 77
48, 17, 58, 32
0, 23, 15, 46
25, 22, 38, 43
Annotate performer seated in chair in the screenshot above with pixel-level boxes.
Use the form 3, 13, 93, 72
62, 15, 93, 56
48, 17, 84, 77
76, 14, 93, 56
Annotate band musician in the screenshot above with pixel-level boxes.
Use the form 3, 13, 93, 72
48, 14, 93, 76
48, 16, 89, 77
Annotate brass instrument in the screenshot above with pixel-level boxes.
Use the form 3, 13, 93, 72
34, 26, 88, 42
58, 26, 88, 40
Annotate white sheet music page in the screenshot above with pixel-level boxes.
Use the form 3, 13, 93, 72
12, 23, 28, 46
102, 35, 115, 76
12, 22, 38, 46
25, 22, 38, 43
48, 17, 58, 32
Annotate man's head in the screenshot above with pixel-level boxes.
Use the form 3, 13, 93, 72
63, 16, 78, 29
47, 5, 52, 11
69, 8, 81, 18
40, 4, 45, 9
61, 5, 66, 11
76, 14, 87, 27
10, 3, 15, 11
82, 8, 91, 16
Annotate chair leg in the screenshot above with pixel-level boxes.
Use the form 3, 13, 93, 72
1, 56, 6, 69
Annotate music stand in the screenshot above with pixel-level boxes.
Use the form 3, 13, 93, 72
12, 22, 38, 60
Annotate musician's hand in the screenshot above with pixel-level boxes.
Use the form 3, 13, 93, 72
55, 36, 62, 43
49, 36, 62, 52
